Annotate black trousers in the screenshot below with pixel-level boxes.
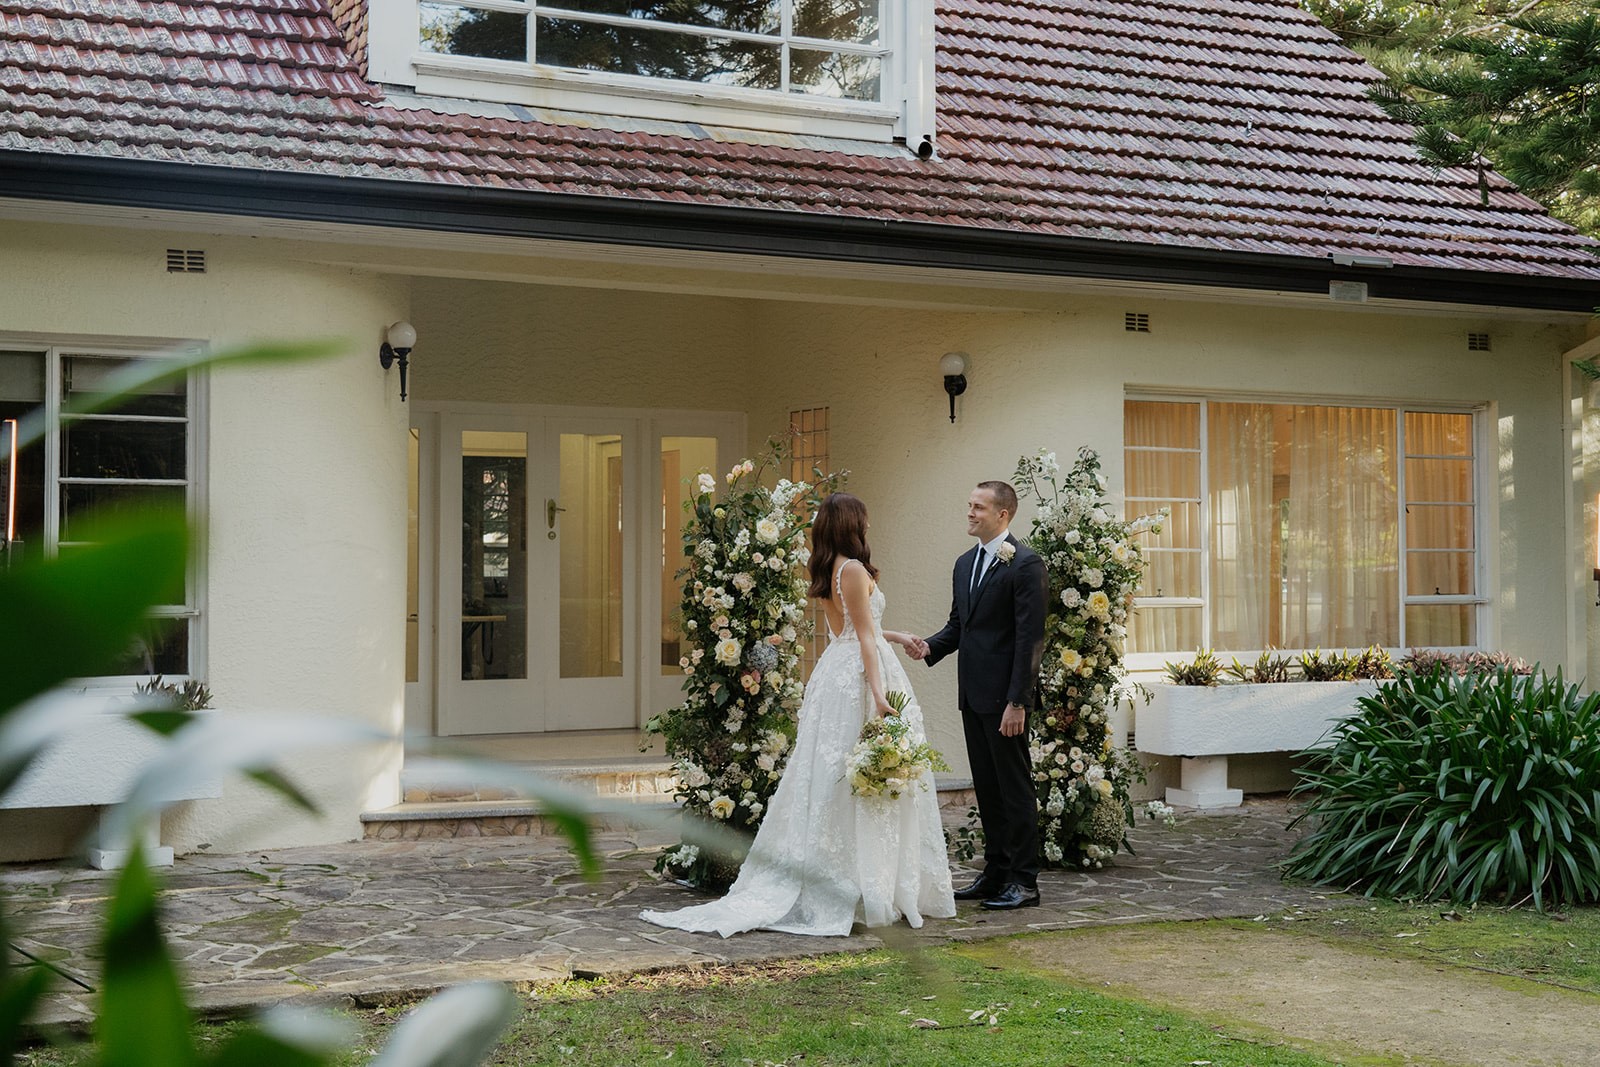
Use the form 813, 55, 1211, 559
962, 708, 1041, 887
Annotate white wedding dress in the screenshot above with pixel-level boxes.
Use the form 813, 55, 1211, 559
640, 564, 955, 937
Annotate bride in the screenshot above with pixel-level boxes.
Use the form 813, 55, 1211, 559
641, 492, 955, 937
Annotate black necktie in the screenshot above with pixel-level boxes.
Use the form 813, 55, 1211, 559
971, 548, 989, 593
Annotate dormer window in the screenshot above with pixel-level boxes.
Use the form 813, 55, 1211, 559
369, 0, 934, 145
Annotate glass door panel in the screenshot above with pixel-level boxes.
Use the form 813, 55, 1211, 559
437, 417, 541, 735
461, 430, 529, 682
545, 422, 635, 731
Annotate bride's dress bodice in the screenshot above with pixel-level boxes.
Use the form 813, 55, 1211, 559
826, 583, 885, 643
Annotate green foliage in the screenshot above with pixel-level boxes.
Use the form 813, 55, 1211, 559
134, 677, 214, 712
1296, 648, 1358, 681
1224, 649, 1295, 683
1164, 649, 1221, 686
1400, 647, 1533, 676
1303, 0, 1600, 237
645, 436, 843, 888
1284, 666, 1600, 910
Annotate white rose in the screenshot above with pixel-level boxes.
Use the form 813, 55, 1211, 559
715, 637, 742, 666
696, 472, 717, 495
756, 517, 781, 544
708, 795, 735, 819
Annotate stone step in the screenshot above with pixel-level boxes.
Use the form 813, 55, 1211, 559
361, 797, 681, 841
399, 757, 678, 805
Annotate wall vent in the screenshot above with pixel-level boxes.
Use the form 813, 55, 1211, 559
1467, 332, 1491, 352
1124, 311, 1150, 333
166, 249, 206, 273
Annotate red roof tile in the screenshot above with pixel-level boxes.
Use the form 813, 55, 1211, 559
0, 0, 1596, 281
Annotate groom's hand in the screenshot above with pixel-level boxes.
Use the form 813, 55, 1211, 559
906, 637, 929, 660
999, 703, 1027, 737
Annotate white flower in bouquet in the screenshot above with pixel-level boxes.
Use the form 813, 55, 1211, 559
709, 795, 735, 819
755, 517, 781, 543
1061, 588, 1083, 609
1086, 591, 1111, 619
1059, 647, 1082, 671
696, 473, 717, 495
1109, 541, 1133, 564
1082, 567, 1104, 589
794, 546, 810, 566
845, 692, 948, 799
732, 573, 755, 594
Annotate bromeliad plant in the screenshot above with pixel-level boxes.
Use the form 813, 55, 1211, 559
1013, 447, 1167, 869
646, 437, 843, 889
1284, 665, 1600, 910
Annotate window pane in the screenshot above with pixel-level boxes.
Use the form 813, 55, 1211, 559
61, 482, 185, 541
0, 350, 45, 402
1406, 504, 1473, 550
1138, 550, 1199, 599
789, 49, 880, 100
1125, 400, 1199, 449
1207, 403, 1279, 651
794, 0, 879, 42
105, 618, 189, 676
555, 0, 780, 35
421, 3, 528, 60
661, 436, 718, 675
64, 419, 186, 480
1, 355, 46, 556
537, 16, 779, 88
1131, 499, 1198, 552
63, 356, 185, 418
462, 431, 528, 682
1126, 450, 1198, 500
1407, 603, 1475, 647
1406, 457, 1472, 504
561, 433, 625, 679
1407, 551, 1474, 596
1127, 605, 1200, 655
1406, 411, 1472, 456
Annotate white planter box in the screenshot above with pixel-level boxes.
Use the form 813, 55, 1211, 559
3, 703, 224, 867
1136, 681, 1379, 809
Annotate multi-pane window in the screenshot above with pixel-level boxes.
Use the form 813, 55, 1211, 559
419, 0, 885, 101
1123, 398, 1480, 658
0, 348, 198, 676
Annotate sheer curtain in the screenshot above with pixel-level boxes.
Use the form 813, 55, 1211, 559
1207, 403, 1276, 649
1282, 405, 1399, 648
1125, 401, 1200, 653
1403, 412, 1475, 645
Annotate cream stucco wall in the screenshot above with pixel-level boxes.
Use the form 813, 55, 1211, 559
0, 220, 410, 860
414, 276, 1588, 787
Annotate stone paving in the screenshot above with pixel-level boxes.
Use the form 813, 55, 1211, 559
4, 798, 1345, 1025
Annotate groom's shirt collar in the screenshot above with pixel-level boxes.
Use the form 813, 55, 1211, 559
977, 528, 1011, 554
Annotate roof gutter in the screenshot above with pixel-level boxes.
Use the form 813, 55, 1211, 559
3, 150, 1597, 313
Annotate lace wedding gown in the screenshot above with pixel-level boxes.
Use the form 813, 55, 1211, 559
640, 567, 955, 937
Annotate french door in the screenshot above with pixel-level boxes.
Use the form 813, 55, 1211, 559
410, 407, 742, 737
437, 413, 635, 734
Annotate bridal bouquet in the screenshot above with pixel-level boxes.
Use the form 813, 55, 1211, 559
846, 692, 949, 799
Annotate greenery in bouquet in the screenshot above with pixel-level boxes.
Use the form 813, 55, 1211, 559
646, 436, 843, 889
1016, 446, 1168, 869
847, 691, 950, 799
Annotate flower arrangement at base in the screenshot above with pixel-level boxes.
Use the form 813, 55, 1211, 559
846, 692, 950, 799
1017, 446, 1168, 870
646, 436, 843, 890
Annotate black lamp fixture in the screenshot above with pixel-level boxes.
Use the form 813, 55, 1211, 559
379, 321, 416, 401
940, 351, 968, 423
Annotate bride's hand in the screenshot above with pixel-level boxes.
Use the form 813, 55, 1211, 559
873, 698, 895, 718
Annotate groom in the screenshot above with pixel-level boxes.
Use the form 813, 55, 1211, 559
911, 481, 1047, 909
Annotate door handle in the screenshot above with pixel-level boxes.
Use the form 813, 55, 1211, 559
546, 498, 566, 530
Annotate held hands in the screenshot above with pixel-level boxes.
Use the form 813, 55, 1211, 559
999, 703, 1027, 737
902, 635, 931, 660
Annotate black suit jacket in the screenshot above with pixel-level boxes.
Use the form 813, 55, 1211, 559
924, 534, 1048, 716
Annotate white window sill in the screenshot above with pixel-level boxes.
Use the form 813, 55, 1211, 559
408, 55, 902, 142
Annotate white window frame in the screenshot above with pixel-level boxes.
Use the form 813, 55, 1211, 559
2, 340, 207, 687
1123, 391, 1490, 671
368, 0, 936, 146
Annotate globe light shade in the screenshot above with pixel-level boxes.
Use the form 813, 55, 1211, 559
386, 321, 417, 352
939, 351, 968, 377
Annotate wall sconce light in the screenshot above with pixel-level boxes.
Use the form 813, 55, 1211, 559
379, 321, 416, 401
940, 351, 968, 423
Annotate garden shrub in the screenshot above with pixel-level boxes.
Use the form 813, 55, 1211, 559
1284, 665, 1600, 910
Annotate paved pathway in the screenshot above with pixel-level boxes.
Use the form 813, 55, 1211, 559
4, 799, 1344, 1024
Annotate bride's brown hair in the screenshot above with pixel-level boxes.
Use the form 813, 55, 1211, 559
807, 492, 880, 600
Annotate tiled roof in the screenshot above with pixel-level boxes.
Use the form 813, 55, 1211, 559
2, 0, 1597, 282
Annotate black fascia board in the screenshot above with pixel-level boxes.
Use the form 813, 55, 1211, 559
4, 150, 1598, 312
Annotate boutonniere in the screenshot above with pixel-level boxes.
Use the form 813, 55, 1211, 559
996, 542, 1016, 565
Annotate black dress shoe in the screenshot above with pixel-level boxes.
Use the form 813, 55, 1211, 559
980, 883, 1040, 910
953, 875, 1002, 901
